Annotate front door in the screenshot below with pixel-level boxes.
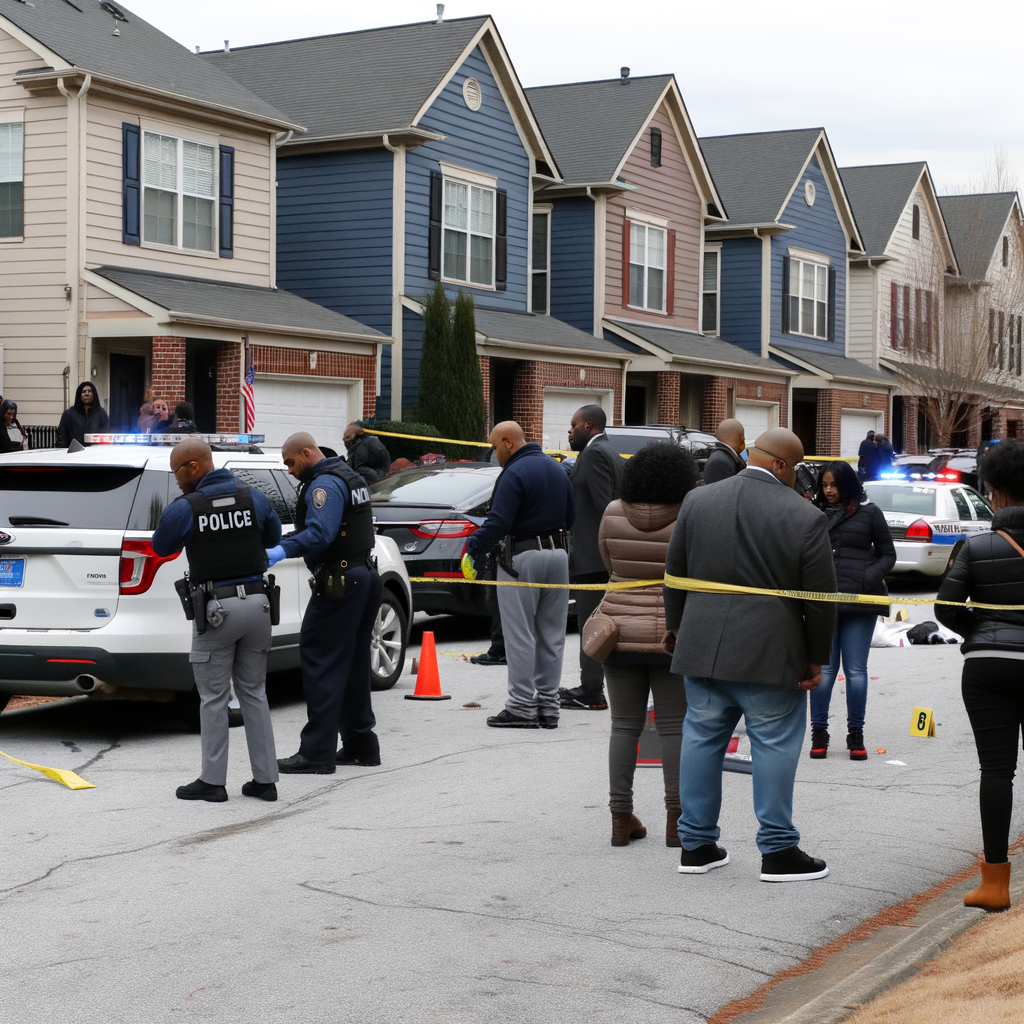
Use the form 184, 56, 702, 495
108, 353, 145, 432
186, 342, 218, 431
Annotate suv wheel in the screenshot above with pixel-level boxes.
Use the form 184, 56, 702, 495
371, 590, 407, 691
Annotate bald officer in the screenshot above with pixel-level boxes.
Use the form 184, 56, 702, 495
268, 432, 382, 774
152, 438, 283, 803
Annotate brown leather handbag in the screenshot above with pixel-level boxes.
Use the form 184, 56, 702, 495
581, 611, 619, 662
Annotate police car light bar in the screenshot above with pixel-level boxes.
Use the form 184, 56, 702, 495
84, 433, 265, 446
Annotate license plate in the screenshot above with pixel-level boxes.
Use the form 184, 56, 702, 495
0, 558, 25, 588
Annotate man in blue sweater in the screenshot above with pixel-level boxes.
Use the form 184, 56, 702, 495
463, 421, 575, 728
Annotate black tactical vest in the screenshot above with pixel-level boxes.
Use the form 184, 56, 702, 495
184, 482, 267, 583
295, 459, 376, 565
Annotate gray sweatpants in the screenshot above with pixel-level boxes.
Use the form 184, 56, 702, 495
497, 548, 569, 720
189, 592, 277, 786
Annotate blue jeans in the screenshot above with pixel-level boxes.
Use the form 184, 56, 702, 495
809, 613, 876, 731
679, 678, 806, 854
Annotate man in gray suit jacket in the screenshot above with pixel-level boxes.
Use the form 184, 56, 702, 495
560, 404, 623, 710
664, 428, 836, 882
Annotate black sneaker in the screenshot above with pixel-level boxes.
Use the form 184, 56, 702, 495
847, 727, 868, 762
470, 650, 507, 666
486, 708, 539, 729
760, 846, 829, 882
241, 780, 278, 801
559, 686, 609, 710
336, 739, 381, 766
809, 727, 829, 759
537, 711, 558, 730
677, 843, 730, 874
176, 778, 228, 802
277, 752, 336, 774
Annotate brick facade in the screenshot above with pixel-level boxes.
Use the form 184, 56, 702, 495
479, 356, 492, 433
512, 361, 623, 444
815, 389, 889, 457
700, 375, 789, 434
216, 343, 242, 432
151, 336, 186, 405
655, 372, 681, 425
250, 344, 377, 420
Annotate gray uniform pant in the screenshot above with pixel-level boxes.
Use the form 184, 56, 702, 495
497, 548, 569, 720
189, 592, 277, 786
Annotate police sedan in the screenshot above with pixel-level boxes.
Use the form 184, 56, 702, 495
863, 477, 992, 576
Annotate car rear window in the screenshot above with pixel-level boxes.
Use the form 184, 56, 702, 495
0, 466, 144, 529
605, 431, 675, 455
371, 468, 497, 505
227, 466, 299, 525
865, 485, 937, 515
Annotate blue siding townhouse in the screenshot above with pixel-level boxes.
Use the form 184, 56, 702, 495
699, 129, 894, 456
205, 15, 634, 447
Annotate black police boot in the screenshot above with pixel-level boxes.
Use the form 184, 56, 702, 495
336, 733, 381, 766
470, 648, 507, 666
176, 778, 228, 802
277, 752, 335, 774
241, 780, 278, 801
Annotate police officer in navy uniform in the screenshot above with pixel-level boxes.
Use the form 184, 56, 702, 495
152, 438, 283, 803
268, 431, 382, 774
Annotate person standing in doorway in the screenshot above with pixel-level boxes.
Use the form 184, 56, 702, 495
560, 405, 623, 711
702, 419, 746, 484
56, 382, 110, 446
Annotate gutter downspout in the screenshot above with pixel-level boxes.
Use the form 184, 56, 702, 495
382, 134, 405, 419
588, 186, 607, 338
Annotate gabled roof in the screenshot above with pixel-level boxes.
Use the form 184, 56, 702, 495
939, 192, 1021, 282
202, 16, 557, 168
0, 0, 294, 129
699, 128, 863, 249
771, 345, 894, 386
92, 266, 385, 342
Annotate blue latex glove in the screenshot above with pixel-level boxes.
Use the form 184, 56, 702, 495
266, 545, 286, 568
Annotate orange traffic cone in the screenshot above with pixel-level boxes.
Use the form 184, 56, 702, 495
405, 632, 451, 701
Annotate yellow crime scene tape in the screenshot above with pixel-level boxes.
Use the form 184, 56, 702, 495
0, 748, 96, 790
366, 428, 589, 458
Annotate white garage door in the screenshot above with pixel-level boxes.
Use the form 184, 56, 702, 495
734, 402, 777, 444
253, 377, 352, 452
542, 388, 608, 451
840, 410, 883, 458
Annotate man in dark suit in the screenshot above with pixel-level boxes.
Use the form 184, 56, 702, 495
702, 418, 746, 484
856, 430, 876, 481
560, 404, 623, 710
664, 428, 836, 882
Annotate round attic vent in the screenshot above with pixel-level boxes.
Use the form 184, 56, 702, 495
463, 77, 482, 111
804, 180, 816, 206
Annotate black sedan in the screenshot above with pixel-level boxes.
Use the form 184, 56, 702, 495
370, 464, 500, 618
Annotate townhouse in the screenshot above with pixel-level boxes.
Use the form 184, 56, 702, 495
0, 0, 384, 450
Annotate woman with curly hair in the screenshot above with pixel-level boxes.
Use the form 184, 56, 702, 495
587, 442, 698, 846
938, 440, 1024, 911
808, 460, 895, 760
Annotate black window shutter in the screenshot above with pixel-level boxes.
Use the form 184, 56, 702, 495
781, 256, 790, 333
428, 171, 442, 280
650, 127, 662, 168
219, 146, 234, 258
495, 187, 507, 290
827, 266, 836, 341
122, 123, 140, 246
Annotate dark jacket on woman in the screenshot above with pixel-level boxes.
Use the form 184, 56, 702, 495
823, 501, 896, 614
936, 506, 1024, 654
346, 433, 392, 484
56, 383, 109, 446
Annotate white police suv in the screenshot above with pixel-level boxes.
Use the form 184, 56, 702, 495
0, 434, 412, 715
863, 477, 992, 576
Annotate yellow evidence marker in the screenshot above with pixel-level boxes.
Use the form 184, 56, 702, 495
909, 706, 936, 738
0, 749, 96, 789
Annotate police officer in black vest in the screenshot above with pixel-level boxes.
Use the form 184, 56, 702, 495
268, 431, 382, 774
152, 438, 283, 803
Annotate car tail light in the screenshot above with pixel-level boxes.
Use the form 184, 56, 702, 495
120, 539, 180, 595
905, 519, 933, 542
936, 471, 960, 481
410, 520, 478, 539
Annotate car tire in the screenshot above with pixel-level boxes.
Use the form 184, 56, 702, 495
371, 589, 407, 691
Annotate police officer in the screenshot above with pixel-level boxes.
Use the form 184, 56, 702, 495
268, 431, 382, 773
152, 438, 283, 803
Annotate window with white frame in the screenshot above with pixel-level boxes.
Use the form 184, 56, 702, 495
532, 209, 550, 314
0, 119, 24, 238
629, 222, 666, 312
143, 131, 216, 251
788, 257, 828, 338
702, 248, 720, 334
443, 178, 494, 287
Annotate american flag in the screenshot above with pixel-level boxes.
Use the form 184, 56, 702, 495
241, 348, 256, 433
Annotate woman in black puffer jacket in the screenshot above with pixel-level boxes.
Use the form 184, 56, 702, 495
809, 460, 896, 761
937, 440, 1024, 912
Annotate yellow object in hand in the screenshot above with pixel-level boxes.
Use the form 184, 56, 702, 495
461, 552, 477, 580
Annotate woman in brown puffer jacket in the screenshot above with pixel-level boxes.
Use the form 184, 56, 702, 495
591, 443, 698, 847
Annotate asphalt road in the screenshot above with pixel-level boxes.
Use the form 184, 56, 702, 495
1, 582, 1013, 1024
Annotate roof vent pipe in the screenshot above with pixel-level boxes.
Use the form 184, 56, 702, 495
620, 66, 630, 85
436, 4, 445, 23
194, 45, 200, 54
224, 40, 230, 52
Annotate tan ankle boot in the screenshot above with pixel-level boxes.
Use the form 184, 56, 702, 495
666, 807, 682, 848
964, 861, 1011, 911
611, 812, 646, 847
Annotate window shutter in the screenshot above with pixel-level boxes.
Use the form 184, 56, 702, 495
827, 267, 837, 341
665, 229, 675, 314
218, 145, 234, 259
495, 187, 507, 291
650, 127, 662, 168
890, 281, 898, 348
781, 255, 790, 333
428, 171, 442, 280
122, 123, 140, 246
622, 217, 630, 307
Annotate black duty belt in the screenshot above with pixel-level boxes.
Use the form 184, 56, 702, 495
511, 532, 566, 556
210, 579, 267, 600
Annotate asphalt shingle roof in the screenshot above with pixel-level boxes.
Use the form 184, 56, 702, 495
93, 266, 384, 340
774, 345, 894, 384
201, 17, 488, 142
698, 128, 823, 225
474, 309, 627, 356
525, 76, 672, 184
939, 193, 1018, 281
840, 163, 927, 259
1, 0, 291, 126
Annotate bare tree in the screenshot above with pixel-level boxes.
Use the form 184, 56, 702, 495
945, 145, 1021, 197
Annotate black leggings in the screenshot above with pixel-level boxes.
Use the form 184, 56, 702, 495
962, 658, 1024, 863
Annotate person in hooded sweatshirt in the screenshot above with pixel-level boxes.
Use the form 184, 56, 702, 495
57, 382, 109, 446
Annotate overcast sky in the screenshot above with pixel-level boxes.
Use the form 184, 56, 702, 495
128, 0, 1023, 194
